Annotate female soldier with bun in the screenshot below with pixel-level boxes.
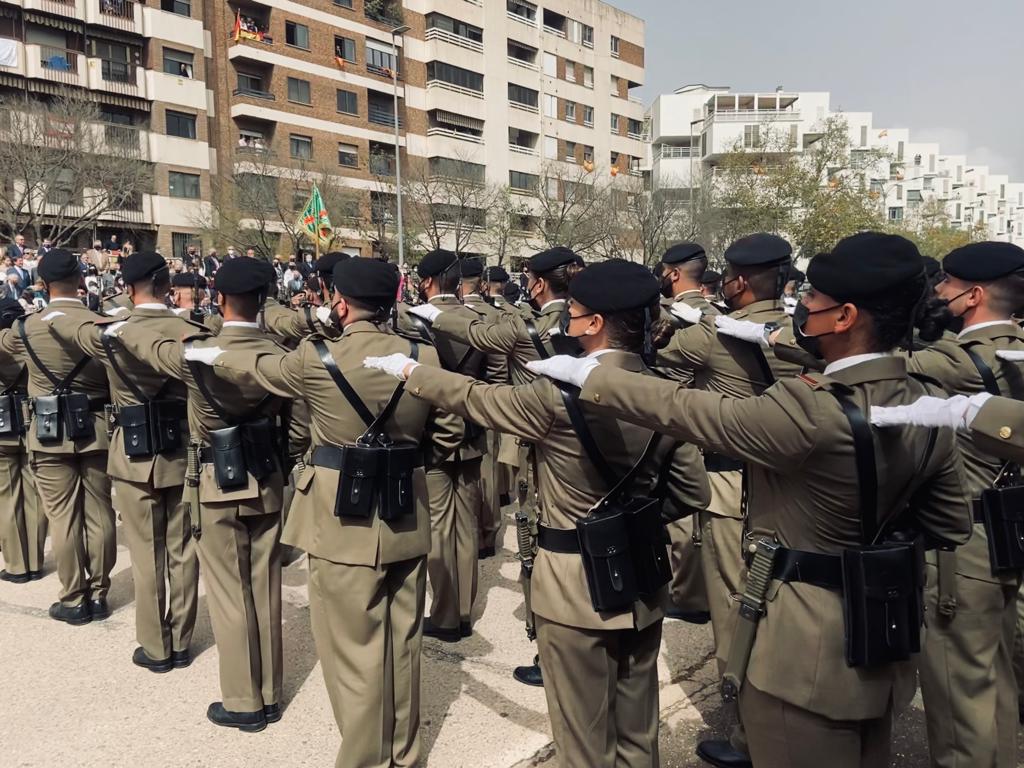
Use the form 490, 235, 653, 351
366, 259, 710, 768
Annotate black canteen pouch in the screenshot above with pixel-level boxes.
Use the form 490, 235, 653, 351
576, 510, 639, 613
209, 425, 249, 490
151, 400, 186, 455
0, 393, 22, 437
335, 444, 381, 519
34, 395, 63, 443
119, 403, 154, 457
979, 484, 1024, 572
624, 496, 673, 597
241, 417, 278, 483
379, 443, 419, 522
840, 539, 923, 667
62, 392, 94, 441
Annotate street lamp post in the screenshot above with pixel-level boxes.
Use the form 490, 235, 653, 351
391, 24, 410, 267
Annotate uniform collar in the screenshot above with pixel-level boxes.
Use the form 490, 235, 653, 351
730, 298, 783, 321
223, 320, 259, 329
592, 348, 645, 372
674, 289, 702, 301
48, 297, 85, 306
134, 303, 168, 311
429, 294, 459, 306
958, 320, 1016, 340
341, 319, 386, 336
824, 352, 892, 376
825, 354, 907, 387
539, 299, 566, 314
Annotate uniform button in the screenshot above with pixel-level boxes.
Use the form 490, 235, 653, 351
413, 386, 421, 395
999, 426, 1012, 439
593, 393, 601, 402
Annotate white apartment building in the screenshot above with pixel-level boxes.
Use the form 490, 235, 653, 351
646, 84, 1024, 249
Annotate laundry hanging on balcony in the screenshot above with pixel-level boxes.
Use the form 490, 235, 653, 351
0, 39, 17, 70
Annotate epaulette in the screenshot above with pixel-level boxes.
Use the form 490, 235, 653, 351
797, 372, 832, 390
181, 318, 207, 331
93, 316, 125, 327
181, 330, 212, 342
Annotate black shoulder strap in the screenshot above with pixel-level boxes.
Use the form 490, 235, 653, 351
406, 313, 434, 345
303, 305, 318, 336
360, 342, 419, 443
523, 318, 549, 360
749, 344, 776, 392
963, 345, 1001, 396
18, 316, 91, 393
184, 341, 272, 425
829, 390, 879, 545
101, 332, 148, 403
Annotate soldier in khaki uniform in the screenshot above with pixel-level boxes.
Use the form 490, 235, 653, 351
187, 257, 461, 768
170, 272, 224, 334
257, 252, 348, 343
0, 297, 44, 584
367, 258, 710, 768
102, 289, 133, 317
98, 257, 287, 732
0, 250, 114, 625
529, 233, 973, 768
44, 252, 199, 672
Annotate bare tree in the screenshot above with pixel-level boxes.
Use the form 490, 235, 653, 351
0, 89, 153, 245
600, 174, 691, 265
481, 185, 533, 266
529, 162, 613, 255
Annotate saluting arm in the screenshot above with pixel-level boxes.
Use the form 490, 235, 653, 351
212, 345, 306, 399
44, 313, 105, 357
108, 322, 187, 379
431, 309, 523, 356
0, 327, 23, 364
654, 318, 712, 386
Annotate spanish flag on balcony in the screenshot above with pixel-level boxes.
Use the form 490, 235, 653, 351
232, 9, 262, 42
297, 184, 334, 248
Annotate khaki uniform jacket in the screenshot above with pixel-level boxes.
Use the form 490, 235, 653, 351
107, 321, 287, 515
102, 292, 133, 316
173, 307, 224, 335
0, 299, 111, 455
906, 322, 1024, 587
406, 350, 711, 632
971, 395, 1024, 464
0, 359, 27, 451
261, 299, 333, 342
576, 356, 971, 720
428, 298, 566, 386
658, 289, 720, 326
461, 294, 510, 385
46, 307, 196, 489
211, 320, 463, 566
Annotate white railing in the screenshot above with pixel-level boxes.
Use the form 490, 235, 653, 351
629, 95, 643, 105
427, 79, 484, 99
427, 127, 483, 143
543, 24, 565, 38
629, 169, 643, 177
424, 27, 483, 54
582, 39, 593, 49
506, 10, 536, 27
706, 109, 801, 124
507, 56, 538, 71
627, 131, 643, 140
611, 49, 619, 59
660, 145, 699, 159
463, 0, 482, 6
508, 143, 536, 156
510, 101, 539, 114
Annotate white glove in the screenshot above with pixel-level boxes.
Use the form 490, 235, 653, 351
41, 311, 65, 322
669, 302, 703, 325
104, 307, 128, 317
715, 315, 769, 347
409, 304, 441, 323
526, 355, 600, 388
364, 353, 419, 380
996, 350, 1024, 362
315, 305, 332, 326
869, 393, 992, 430
183, 346, 224, 366
102, 321, 127, 337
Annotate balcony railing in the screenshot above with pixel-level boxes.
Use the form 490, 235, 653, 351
367, 62, 401, 80
39, 47, 81, 84
96, 0, 138, 31
705, 109, 801, 124
660, 145, 699, 159
506, 10, 537, 27
425, 27, 483, 54
232, 86, 275, 100
34, 0, 78, 17
509, 143, 536, 156
368, 103, 402, 128
509, 100, 538, 114
542, 24, 565, 38
427, 79, 483, 99
427, 126, 483, 144
370, 156, 396, 176
102, 123, 147, 158
507, 55, 538, 71
100, 59, 139, 94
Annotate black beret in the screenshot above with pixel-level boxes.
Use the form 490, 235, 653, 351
335, 257, 398, 307
502, 282, 521, 302
921, 256, 942, 278
213, 256, 275, 295
569, 259, 660, 313
724, 233, 792, 267
0, 295, 24, 329
314, 251, 350, 274
700, 269, 722, 285
808, 232, 922, 301
37, 249, 80, 282
485, 266, 510, 282
661, 242, 706, 265
417, 249, 459, 279
528, 247, 582, 274
942, 242, 1024, 282
461, 257, 484, 278
121, 251, 167, 285
171, 272, 208, 289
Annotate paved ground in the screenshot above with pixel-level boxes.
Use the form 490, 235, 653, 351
0, 511, 986, 767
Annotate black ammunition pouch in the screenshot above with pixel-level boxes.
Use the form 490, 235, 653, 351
209, 425, 248, 490
152, 400, 186, 454
625, 496, 673, 596
62, 392, 94, 441
34, 395, 62, 443
119, 403, 154, 457
0, 393, 25, 437
336, 444, 381, 519
117, 400, 186, 458
577, 511, 638, 612
241, 417, 278, 483
380, 444, 419, 521
19, 318, 96, 443
976, 488, 1024, 572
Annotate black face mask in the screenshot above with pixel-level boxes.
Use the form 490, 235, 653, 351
721, 276, 742, 311
328, 299, 343, 329
792, 302, 841, 358
941, 288, 972, 335
657, 267, 675, 299
526, 279, 542, 309
553, 307, 587, 356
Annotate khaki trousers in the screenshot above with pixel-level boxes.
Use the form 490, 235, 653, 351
666, 515, 709, 613
920, 561, 1020, 768
0, 448, 45, 575
32, 451, 114, 606
309, 554, 426, 768
477, 433, 502, 551
536, 615, 662, 768
1013, 582, 1024, 696
114, 478, 199, 660
425, 458, 481, 630
196, 505, 282, 713
739, 681, 892, 768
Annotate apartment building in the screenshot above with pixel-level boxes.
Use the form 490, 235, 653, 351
646, 84, 1024, 249
0, 0, 212, 253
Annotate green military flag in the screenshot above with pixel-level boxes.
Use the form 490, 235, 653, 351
297, 184, 334, 248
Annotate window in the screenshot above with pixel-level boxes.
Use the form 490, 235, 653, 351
166, 110, 196, 139
161, 0, 190, 17
544, 94, 557, 118
896, 185, 903, 201
859, 125, 867, 147
171, 233, 194, 259
610, 35, 620, 56
509, 170, 538, 192
508, 83, 538, 108
897, 140, 904, 160
366, 40, 397, 75
583, 66, 593, 88
337, 89, 357, 115
565, 140, 576, 162
237, 71, 265, 95
429, 157, 485, 183
743, 124, 760, 148
543, 52, 556, 77
290, 134, 312, 160
583, 145, 593, 163
506, 0, 536, 22
544, 135, 557, 159
627, 118, 643, 137
169, 171, 200, 199
334, 0, 353, 7
610, 113, 619, 133
583, 105, 593, 127
888, 207, 903, 221
287, 77, 311, 104
564, 59, 575, 82
162, 48, 193, 78
338, 142, 358, 167
426, 61, 483, 92
610, 75, 619, 96
334, 36, 356, 63
285, 21, 310, 49
427, 13, 483, 43
581, 24, 593, 47
565, 101, 576, 121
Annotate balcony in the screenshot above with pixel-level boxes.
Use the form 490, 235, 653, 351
24, 0, 84, 19
542, 24, 565, 38
506, 9, 537, 27
660, 145, 699, 159
232, 85, 274, 100
507, 55, 537, 72
28, 45, 85, 86
87, 0, 144, 35
368, 102, 402, 128
87, 58, 146, 97
0, 41, 25, 76
704, 109, 801, 126
100, 123, 149, 159
425, 27, 483, 54
509, 99, 538, 114
367, 62, 400, 80
508, 143, 536, 156
369, 154, 396, 177
427, 126, 483, 144
427, 79, 483, 99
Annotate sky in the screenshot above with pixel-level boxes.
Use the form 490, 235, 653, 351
613, 0, 1023, 179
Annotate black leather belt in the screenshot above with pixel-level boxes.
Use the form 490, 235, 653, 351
703, 452, 744, 473
310, 444, 423, 470
771, 547, 843, 591
537, 524, 580, 554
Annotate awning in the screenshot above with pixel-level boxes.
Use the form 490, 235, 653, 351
0, 7, 18, 18
86, 28, 143, 47
433, 109, 483, 131
25, 79, 150, 111
24, 12, 84, 33
0, 71, 25, 88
